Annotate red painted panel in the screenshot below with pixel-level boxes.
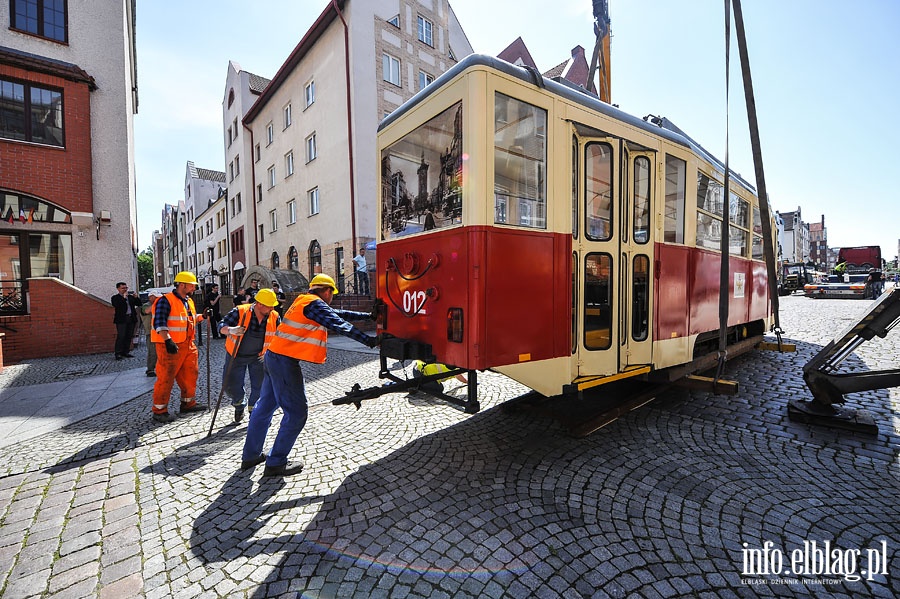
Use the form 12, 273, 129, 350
376, 226, 571, 370
654, 243, 690, 339
688, 248, 770, 335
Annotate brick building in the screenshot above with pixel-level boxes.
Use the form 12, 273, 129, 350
0, 1, 139, 362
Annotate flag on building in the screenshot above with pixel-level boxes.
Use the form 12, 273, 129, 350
18, 209, 27, 223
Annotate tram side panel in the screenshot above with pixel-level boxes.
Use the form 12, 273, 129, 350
377, 226, 571, 372
481, 227, 571, 368
687, 249, 768, 335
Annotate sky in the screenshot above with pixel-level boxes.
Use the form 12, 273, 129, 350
134, 0, 900, 261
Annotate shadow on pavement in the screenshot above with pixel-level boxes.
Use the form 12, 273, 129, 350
186, 336, 900, 597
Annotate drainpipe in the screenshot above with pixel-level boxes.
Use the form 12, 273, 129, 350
332, 0, 358, 256
243, 123, 260, 272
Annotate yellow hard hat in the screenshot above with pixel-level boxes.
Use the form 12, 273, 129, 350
309, 274, 339, 294
174, 271, 198, 284
254, 288, 279, 307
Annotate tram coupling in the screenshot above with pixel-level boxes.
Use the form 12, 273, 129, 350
331, 335, 481, 414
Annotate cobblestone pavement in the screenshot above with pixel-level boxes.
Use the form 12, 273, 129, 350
0, 294, 897, 598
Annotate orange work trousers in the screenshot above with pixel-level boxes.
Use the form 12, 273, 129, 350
152, 339, 199, 414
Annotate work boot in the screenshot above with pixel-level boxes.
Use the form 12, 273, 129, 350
179, 402, 208, 414
146, 371, 156, 377
262, 461, 304, 477
234, 406, 245, 423
240, 453, 266, 471
152, 412, 175, 423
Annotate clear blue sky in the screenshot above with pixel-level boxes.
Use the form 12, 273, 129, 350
135, 0, 900, 261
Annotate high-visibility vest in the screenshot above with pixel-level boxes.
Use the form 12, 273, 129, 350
224, 304, 278, 356
414, 361, 454, 381
268, 294, 327, 363
150, 292, 197, 343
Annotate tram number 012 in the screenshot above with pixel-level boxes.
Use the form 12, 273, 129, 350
403, 290, 427, 314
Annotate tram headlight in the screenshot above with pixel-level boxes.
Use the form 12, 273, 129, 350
447, 307, 464, 343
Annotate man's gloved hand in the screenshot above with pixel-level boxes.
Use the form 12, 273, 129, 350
366, 335, 381, 349
165, 339, 179, 354
229, 326, 246, 336
369, 303, 379, 321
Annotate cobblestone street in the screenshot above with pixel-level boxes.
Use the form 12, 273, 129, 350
0, 294, 897, 598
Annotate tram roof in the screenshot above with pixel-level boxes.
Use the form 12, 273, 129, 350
379, 54, 757, 196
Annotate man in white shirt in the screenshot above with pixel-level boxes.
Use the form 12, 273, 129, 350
352, 249, 369, 295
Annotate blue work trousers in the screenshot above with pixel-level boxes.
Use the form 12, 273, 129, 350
242, 351, 309, 468
223, 353, 264, 408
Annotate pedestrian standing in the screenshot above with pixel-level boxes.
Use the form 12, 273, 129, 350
352, 249, 369, 295
271, 282, 287, 317
150, 271, 208, 423
240, 274, 380, 476
112, 282, 142, 360
219, 288, 281, 422
141, 291, 163, 376
247, 279, 260, 302
205, 284, 223, 339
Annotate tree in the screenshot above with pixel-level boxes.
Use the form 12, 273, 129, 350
138, 246, 154, 289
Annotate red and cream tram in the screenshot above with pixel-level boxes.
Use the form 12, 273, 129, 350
371, 55, 773, 405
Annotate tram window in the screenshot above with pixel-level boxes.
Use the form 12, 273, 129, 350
632, 255, 649, 341
730, 226, 748, 257
572, 252, 578, 354
584, 253, 612, 350
494, 93, 547, 229
696, 172, 724, 251
633, 156, 651, 244
697, 172, 724, 215
751, 203, 764, 260
572, 136, 579, 239
729, 194, 750, 256
380, 102, 462, 240
585, 142, 613, 241
664, 155, 686, 243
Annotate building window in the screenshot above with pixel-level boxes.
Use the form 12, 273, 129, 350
227, 126, 232, 148
267, 166, 276, 189
0, 78, 64, 147
11, 0, 67, 43
288, 199, 296, 224
418, 71, 434, 91
308, 240, 322, 280
417, 15, 433, 47
266, 122, 274, 145
285, 151, 294, 177
308, 187, 319, 216
271, 251, 280, 269
387, 14, 400, 28
258, 223, 264, 242
254, 143, 260, 162
289, 246, 299, 270
257, 183, 263, 203
283, 103, 292, 129
305, 80, 315, 108
229, 161, 235, 182
383, 53, 401, 86
269, 209, 277, 232
236, 192, 241, 214
234, 155, 240, 177
306, 133, 317, 163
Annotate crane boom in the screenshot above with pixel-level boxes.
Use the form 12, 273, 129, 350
587, 0, 611, 102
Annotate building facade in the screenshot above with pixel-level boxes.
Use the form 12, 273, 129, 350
234, 0, 472, 291
221, 61, 269, 291
0, 0, 139, 361
777, 207, 810, 264
808, 215, 828, 271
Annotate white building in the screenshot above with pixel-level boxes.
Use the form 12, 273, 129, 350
234, 0, 473, 291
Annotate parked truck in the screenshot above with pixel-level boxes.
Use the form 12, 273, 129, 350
836, 246, 881, 273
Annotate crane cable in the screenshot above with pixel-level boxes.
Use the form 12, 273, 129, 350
732, 0, 783, 342
715, 0, 733, 384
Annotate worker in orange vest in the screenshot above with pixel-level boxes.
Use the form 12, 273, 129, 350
240, 274, 379, 476
149, 271, 207, 423
218, 288, 281, 423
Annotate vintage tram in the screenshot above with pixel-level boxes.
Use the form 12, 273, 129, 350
366, 54, 773, 411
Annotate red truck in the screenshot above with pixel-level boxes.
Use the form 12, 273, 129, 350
836, 246, 881, 272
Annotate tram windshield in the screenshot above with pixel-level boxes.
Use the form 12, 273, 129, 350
380, 102, 463, 240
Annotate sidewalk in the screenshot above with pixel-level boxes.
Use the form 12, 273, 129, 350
0, 335, 376, 451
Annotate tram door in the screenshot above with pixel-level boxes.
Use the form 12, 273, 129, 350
576, 136, 654, 378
